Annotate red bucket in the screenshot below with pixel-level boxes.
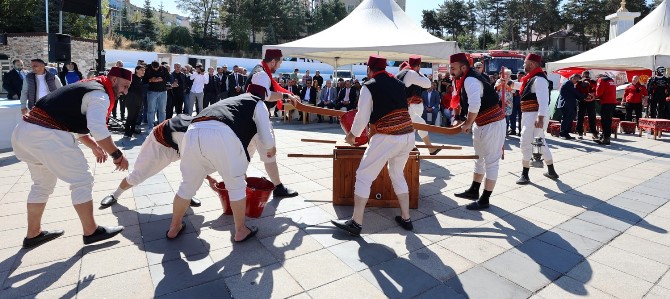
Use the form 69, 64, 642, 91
205, 176, 275, 218
339, 110, 369, 146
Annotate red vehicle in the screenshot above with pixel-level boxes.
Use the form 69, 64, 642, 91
470, 50, 525, 78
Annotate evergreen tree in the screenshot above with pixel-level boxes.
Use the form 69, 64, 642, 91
140, 0, 157, 40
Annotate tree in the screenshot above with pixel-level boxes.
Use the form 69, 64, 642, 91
178, 0, 221, 41
241, 0, 272, 44
437, 0, 469, 40
140, 0, 157, 40
421, 10, 442, 37
165, 26, 193, 47
535, 0, 562, 50
312, 0, 347, 34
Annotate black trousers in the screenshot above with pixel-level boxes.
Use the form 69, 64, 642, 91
658, 98, 668, 119
625, 102, 643, 122
560, 104, 576, 137
204, 91, 218, 108
112, 96, 126, 119
172, 91, 184, 115
166, 90, 174, 119
601, 103, 616, 139
125, 102, 141, 135
577, 100, 597, 135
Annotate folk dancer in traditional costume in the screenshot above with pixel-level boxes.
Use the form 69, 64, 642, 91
332, 55, 416, 236
166, 84, 292, 242
246, 49, 299, 198
11, 67, 131, 248
99, 114, 202, 208
396, 55, 441, 155
449, 53, 506, 210
514, 54, 559, 184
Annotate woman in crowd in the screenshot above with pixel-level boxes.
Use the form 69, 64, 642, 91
58, 62, 83, 85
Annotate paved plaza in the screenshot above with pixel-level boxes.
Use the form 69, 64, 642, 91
1, 120, 670, 299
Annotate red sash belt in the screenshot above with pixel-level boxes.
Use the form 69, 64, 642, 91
407, 95, 423, 105
474, 105, 506, 127
22, 107, 69, 131
374, 109, 414, 135
152, 119, 171, 148
521, 99, 539, 112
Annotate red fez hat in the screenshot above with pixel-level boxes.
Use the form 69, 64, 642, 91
264, 49, 283, 60
526, 53, 542, 63
409, 55, 421, 66
367, 55, 387, 69
108, 67, 132, 81
450, 53, 469, 65
246, 83, 267, 99
398, 61, 409, 71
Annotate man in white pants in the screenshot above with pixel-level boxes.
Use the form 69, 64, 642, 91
11, 67, 130, 248
166, 84, 294, 242
449, 53, 507, 210
99, 114, 201, 208
245, 49, 299, 198
514, 54, 558, 184
332, 55, 416, 236
396, 56, 440, 155
189, 65, 209, 114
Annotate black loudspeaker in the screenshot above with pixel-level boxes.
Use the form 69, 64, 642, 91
49, 33, 71, 62
61, 0, 98, 17
0, 34, 7, 45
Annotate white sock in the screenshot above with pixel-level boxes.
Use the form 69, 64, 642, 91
113, 187, 126, 199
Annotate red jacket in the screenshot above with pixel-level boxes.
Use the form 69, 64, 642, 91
596, 77, 617, 104
623, 83, 648, 104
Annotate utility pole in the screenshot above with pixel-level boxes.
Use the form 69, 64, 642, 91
46, 0, 49, 33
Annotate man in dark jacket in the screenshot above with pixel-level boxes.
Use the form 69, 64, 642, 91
558, 74, 585, 139
2, 59, 25, 100
204, 66, 219, 108
171, 63, 187, 115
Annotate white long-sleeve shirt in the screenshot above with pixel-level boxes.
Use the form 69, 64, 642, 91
250, 71, 271, 101
351, 86, 372, 137
402, 70, 432, 88
464, 77, 484, 113
73, 90, 112, 141
512, 77, 549, 117
253, 99, 275, 150
189, 73, 209, 93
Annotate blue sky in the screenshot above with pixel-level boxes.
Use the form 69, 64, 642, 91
130, 0, 441, 27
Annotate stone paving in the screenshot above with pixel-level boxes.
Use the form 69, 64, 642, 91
0, 119, 669, 299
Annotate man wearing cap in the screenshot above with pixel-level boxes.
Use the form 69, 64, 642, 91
99, 114, 202, 208
11, 67, 131, 249
515, 54, 558, 184
331, 55, 416, 236
166, 84, 286, 242
245, 49, 300, 198
448, 53, 506, 210
20, 59, 62, 115
396, 56, 440, 155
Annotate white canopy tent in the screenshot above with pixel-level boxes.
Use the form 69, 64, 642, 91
547, 0, 670, 72
262, 0, 459, 67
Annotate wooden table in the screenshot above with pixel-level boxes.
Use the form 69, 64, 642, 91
638, 118, 670, 139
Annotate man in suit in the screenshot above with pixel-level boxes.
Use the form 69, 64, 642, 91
203, 67, 219, 108
317, 80, 337, 123
422, 81, 441, 125
215, 65, 230, 100
227, 65, 245, 97
337, 80, 358, 111
296, 78, 318, 121
3, 59, 25, 100
559, 74, 586, 140
286, 79, 301, 95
